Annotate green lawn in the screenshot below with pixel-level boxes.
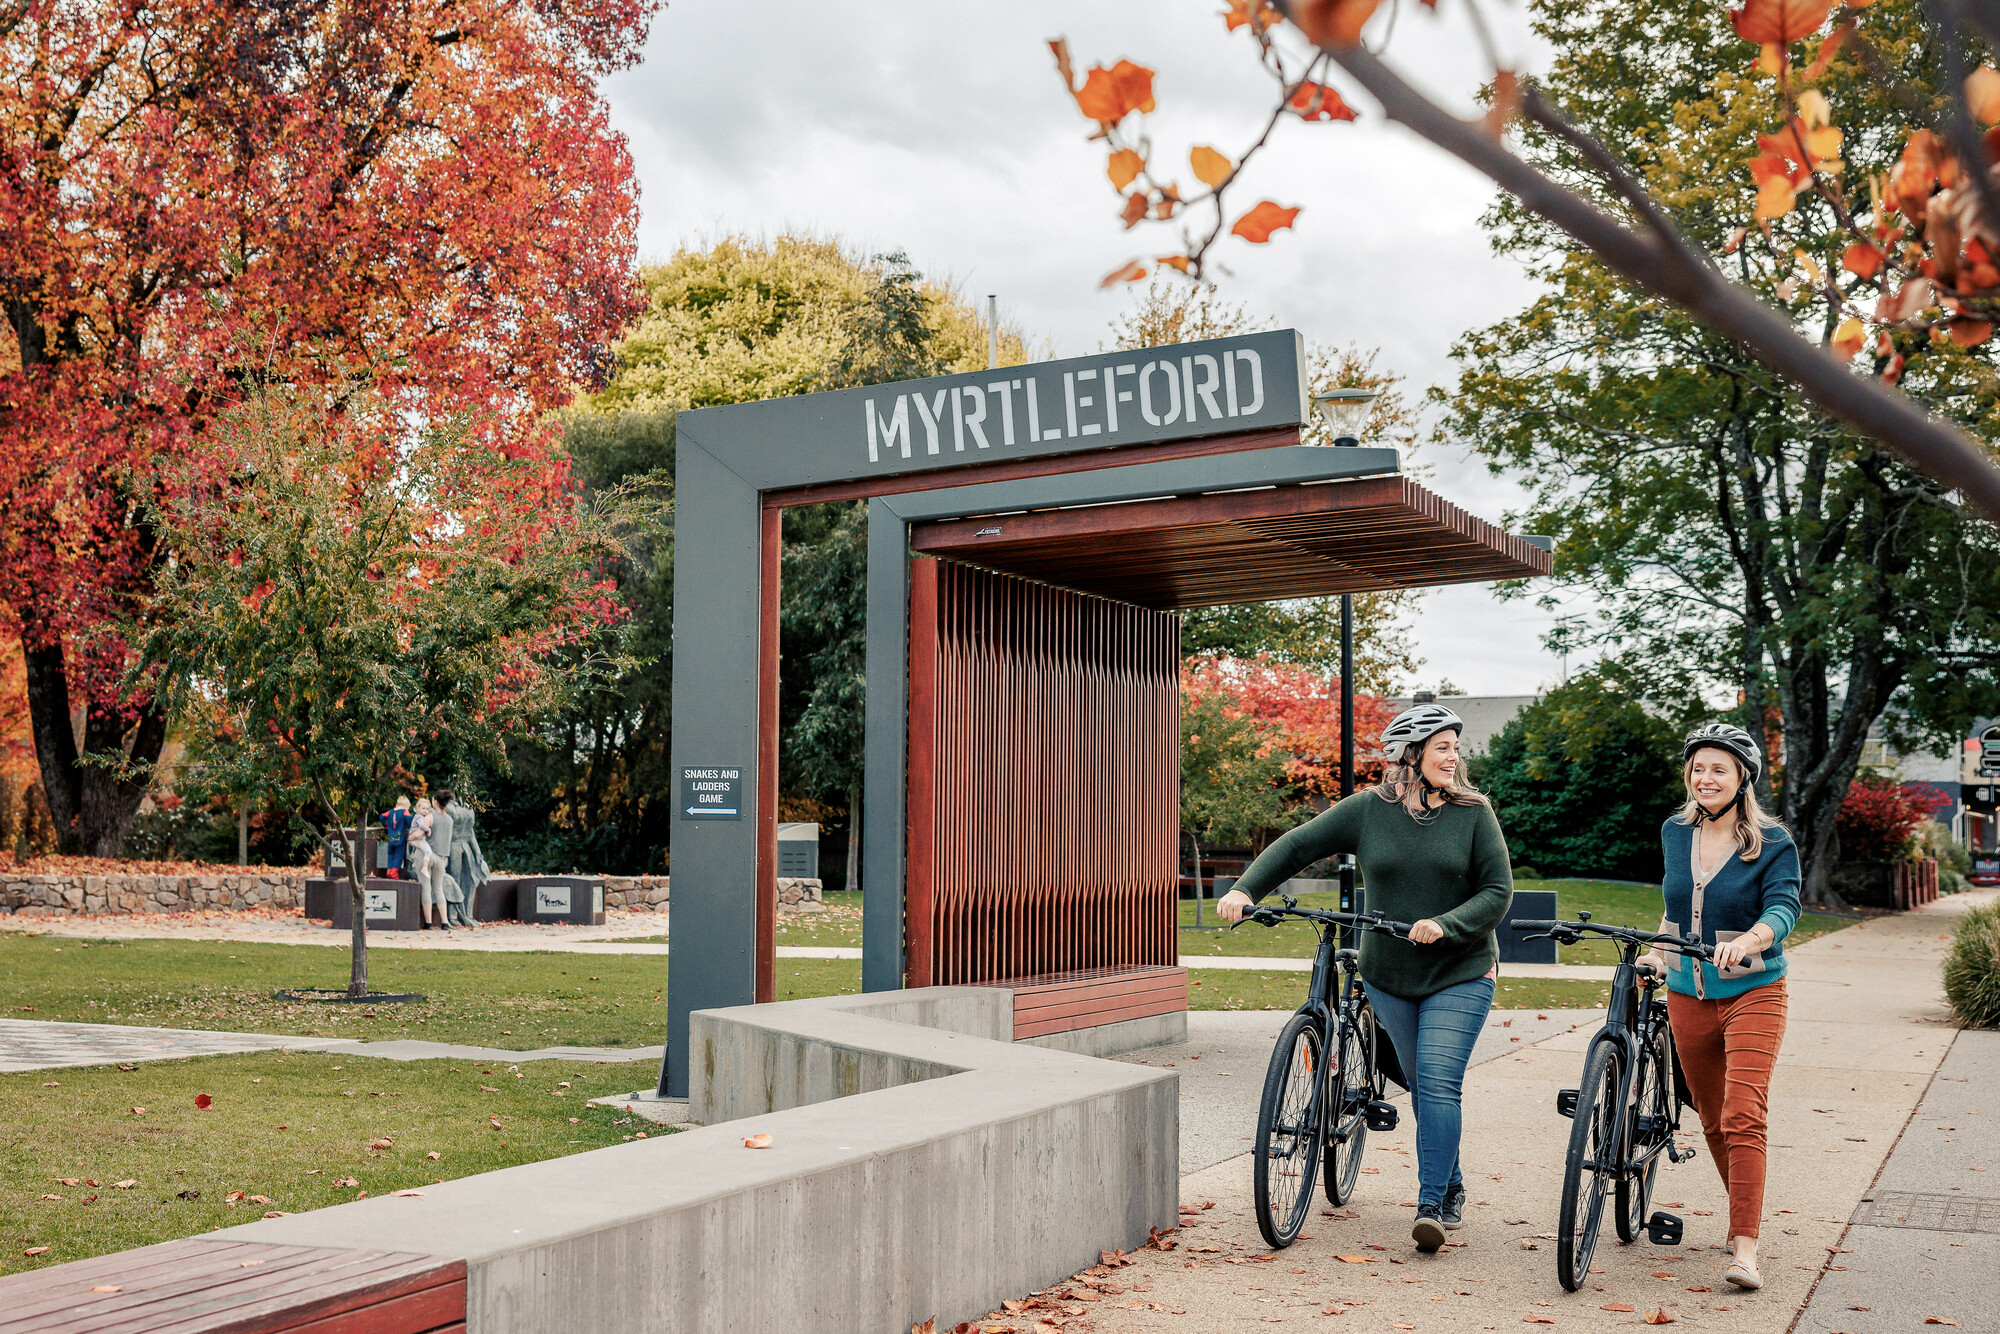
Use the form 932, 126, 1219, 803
1182, 878, 1854, 966
0, 935, 859, 1049
0, 1049, 671, 1278
618, 889, 864, 949
1186, 970, 1616, 1012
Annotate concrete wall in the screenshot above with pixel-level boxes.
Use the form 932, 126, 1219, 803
218, 988, 1179, 1334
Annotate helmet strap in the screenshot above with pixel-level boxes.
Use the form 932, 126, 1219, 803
1695, 788, 1745, 824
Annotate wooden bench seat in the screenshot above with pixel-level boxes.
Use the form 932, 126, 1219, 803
976, 965, 1188, 1040
0, 1239, 463, 1334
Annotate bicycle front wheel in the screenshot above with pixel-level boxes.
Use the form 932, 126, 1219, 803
1254, 1011, 1326, 1248
1617, 1013, 1673, 1243
1322, 1001, 1373, 1206
1557, 1039, 1624, 1292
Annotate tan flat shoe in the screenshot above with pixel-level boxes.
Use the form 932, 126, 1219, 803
1723, 1260, 1762, 1290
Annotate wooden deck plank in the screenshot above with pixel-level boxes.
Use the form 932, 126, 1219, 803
263, 1278, 466, 1334
1016, 994, 1185, 1038
129, 1256, 463, 1334
0, 1244, 351, 1331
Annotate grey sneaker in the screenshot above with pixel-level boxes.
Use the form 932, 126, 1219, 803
1412, 1208, 1446, 1253
1441, 1182, 1466, 1230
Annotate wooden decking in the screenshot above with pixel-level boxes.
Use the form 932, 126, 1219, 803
0, 1239, 464, 1334
977, 965, 1189, 1040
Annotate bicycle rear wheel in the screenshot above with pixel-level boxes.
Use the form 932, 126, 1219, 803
1557, 1039, 1624, 1291
1254, 1011, 1326, 1248
1322, 1001, 1372, 1205
1617, 1012, 1673, 1243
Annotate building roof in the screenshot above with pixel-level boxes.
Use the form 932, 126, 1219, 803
907, 474, 1551, 610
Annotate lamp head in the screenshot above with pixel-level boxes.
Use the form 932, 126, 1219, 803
1312, 388, 1380, 446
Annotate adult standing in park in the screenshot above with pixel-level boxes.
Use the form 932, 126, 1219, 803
1639, 723, 1799, 1292
439, 790, 487, 929
428, 794, 461, 928
1219, 703, 1514, 1253
407, 797, 450, 932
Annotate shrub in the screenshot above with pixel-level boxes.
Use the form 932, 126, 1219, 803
1916, 820, 1974, 893
1835, 774, 1937, 863
1943, 902, 2000, 1029
1513, 865, 1543, 881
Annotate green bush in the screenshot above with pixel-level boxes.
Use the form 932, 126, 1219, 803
1513, 865, 1543, 881
1943, 902, 2000, 1029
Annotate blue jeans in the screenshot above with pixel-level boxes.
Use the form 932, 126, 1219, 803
1363, 976, 1494, 1213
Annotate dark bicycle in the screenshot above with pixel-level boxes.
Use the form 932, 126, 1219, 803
1510, 913, 1716, 1291
1233, 897, 1408, 1249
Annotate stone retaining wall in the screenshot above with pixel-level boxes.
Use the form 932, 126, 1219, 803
4, 870, 822, 917
1, 871, 311, 917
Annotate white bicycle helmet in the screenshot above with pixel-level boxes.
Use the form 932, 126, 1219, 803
1381, 703, 1464, 763
1683, 721, 1763, 783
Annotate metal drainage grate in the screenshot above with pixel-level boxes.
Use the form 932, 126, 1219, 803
1850, 1191, 2000, 1234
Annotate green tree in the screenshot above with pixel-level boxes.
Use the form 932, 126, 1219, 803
126, 388, 629, 994
1436, 0, 2000, 905
1476, 675, 1685, 884
1108, 280, 1421, 691
1181, 689, 1293, 922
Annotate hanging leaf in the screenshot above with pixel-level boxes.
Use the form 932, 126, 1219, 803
1291, 0, 1383, 47
1119, 192, 1150, 229
1968, 67, 2000, 124
1730, 0, 1836, 45
1100, 260, 1150, 288
1832, 317, 1866, 358
1288, 82, 1358, 122
1842, 242, 1884, 278
1231, 201, 1302, 243
1075, 60, 1157, 124
1107, 148, 1145, 191
1191, 145, 1234, 188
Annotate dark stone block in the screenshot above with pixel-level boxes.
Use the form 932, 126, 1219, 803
318, 876, 423, 931
474, 878, 519, 922
515, 876, 605, 926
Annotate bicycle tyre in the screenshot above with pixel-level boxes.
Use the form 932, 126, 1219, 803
1616, 1012, 1673, 1243
1253, 1010, 1326, 1249
1557, 1038, 1624, 1292
1322, 1002, 1372, 1205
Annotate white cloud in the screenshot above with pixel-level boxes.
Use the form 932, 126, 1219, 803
604, 0, 1581, 694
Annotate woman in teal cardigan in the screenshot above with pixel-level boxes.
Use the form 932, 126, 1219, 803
1639, 722, 1800, 1293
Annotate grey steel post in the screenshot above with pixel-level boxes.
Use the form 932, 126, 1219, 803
862, 497, 910, 992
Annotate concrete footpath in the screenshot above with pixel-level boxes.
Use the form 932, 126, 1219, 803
0, 1017, 657, 1072
994, 890, 1995, 1333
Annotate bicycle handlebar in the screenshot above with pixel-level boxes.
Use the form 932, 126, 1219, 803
1233, 902, 1414, 939
1509, 918, 1716, 960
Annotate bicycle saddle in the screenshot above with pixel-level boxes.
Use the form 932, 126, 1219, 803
1335, 948, 1360, 964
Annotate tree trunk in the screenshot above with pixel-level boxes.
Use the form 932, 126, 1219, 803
238, 799, 249, 865
1190, 831, 1204, 928
347, 803, 370, 998
22, 643, 169, 856
844, 781, 861, 896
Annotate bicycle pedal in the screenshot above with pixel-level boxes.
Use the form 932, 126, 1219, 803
1556, 1088, 1579, 1118
1668, 1142, 1696, 1164
1645, 1211, 1684, 1246
1364, 1099, 1399, 1132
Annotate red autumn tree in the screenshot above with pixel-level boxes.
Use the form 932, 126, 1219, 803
1182, 653, 1394, 798
1, 0, 655, 854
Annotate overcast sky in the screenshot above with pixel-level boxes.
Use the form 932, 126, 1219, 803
602, 1, 1594, 696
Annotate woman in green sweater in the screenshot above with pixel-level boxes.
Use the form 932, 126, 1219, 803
1220, 703, 1514, 1254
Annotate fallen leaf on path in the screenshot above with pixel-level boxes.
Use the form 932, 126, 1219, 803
1925, 1320, 1962, 1327
1524, 1319, 1555, 1326
1645, 1311, 1677, 1325
1603, 1304, 1636, 1311
744, 1133, 774, 1149
91, 1285, 121, 1293
1335, 1254, 1376, 1263
392, 1189, 425, 1198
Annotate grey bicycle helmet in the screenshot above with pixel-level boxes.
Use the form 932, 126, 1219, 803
1683, 721, 1763, 783
1381, 703, 1464, 762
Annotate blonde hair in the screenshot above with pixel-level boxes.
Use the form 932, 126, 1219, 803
1374, 736, 1491, 814
1676, 753, 1785, 861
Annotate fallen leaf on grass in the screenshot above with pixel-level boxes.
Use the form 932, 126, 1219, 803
176, 1190, 200, 1201
392, 1189, 425, 1198
23, 1247, 48, 1256
262, 1211, 289, 1219
369, 1137, 393, 1150
39, 1194, 61, 1202
248, 1195, 272, 1205
117, 1064, 136, 1071
41, 1081, 58, 1088
1645, 1311, 1677, 1325
480, 1085, 501, 1093
129, 1107, 145, 1116
744, 1133, 774, 1149
113, 1180, 135, 1189
334, 1177, 359, 1188
225, 1190, 247, 1203
194, 1093, 212, 1109
54, 1178, 79, 1186
426, 1152, 441, 1160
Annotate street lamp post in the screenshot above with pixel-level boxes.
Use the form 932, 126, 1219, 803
1313, 390, 1380, 945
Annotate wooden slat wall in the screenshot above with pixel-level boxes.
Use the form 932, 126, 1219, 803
907, 559, 1179, 988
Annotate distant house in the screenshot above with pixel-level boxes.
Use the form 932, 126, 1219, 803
1383, 691, 1537, 760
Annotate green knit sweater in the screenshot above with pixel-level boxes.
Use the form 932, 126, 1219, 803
1232, 791, 1515, 1000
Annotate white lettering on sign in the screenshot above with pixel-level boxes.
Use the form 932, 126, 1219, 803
364, 889, 397, 920
861, 337, 1293, 465
865, 396, 910, 463
536, 886, 572, 915
681, 768, 741, 779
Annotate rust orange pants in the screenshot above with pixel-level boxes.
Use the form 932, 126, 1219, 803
1666, 979, 1787, 1239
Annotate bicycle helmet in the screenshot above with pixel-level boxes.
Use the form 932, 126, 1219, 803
1381, 703, 1465, 763
1682, 721, 1763, 783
